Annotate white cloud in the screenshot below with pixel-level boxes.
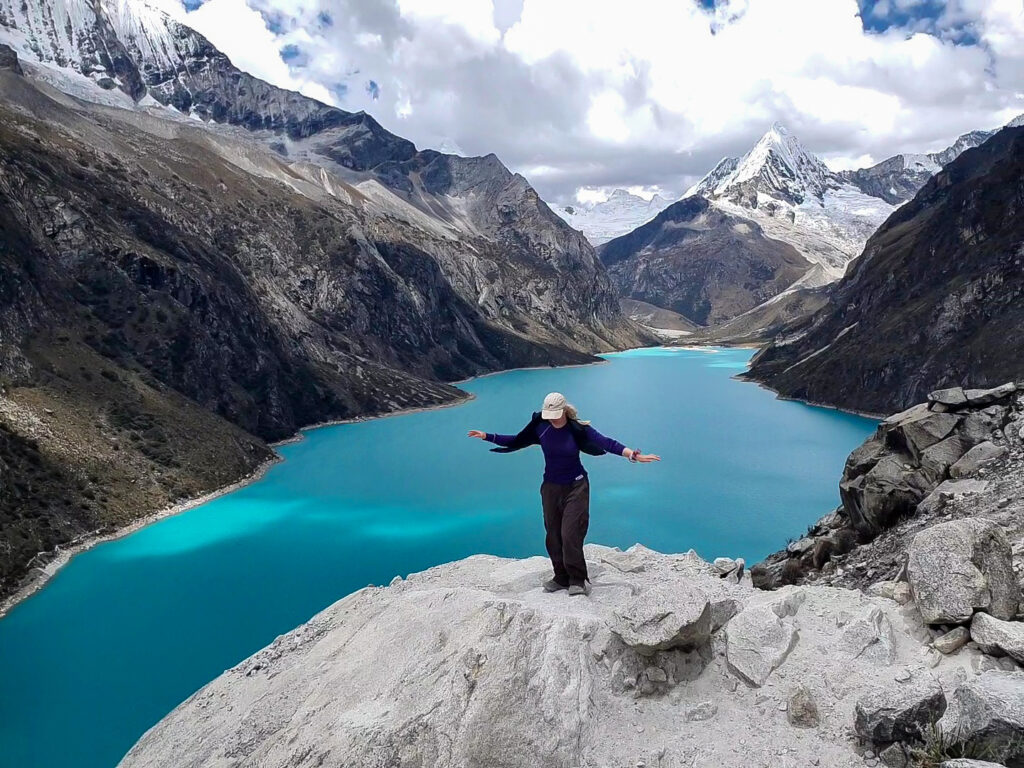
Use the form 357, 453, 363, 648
165, 0, 1024, 203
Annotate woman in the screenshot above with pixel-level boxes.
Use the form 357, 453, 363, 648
468, 392, 660, 596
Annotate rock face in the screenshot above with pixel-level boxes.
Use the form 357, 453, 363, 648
118, 544, 987, 768
907, 518, 1019, 624
753, 384, 1020, 591
599, 196, 811, 326
745, 125, 1024, 416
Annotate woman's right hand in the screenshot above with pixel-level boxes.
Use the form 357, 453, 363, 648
467, 430, 486, 439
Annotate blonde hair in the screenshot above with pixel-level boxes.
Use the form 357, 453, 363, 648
563, 403, 590, 425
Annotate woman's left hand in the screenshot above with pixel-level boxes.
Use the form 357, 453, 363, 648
631, 450, 661, 463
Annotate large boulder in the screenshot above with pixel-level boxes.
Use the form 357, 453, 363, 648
882, 405, 961, 462
964, 383, 1018, 407
907, 518, 1019, 624
725, 591, 802, 686
970, 613, 1024, 664
949, 441, 1009, 479
939, 672, 1024, 767
939, 761, 1011, 768
854, 678, 947, 746
609, 581, 712, 654
840, 456, 931, 535
929, 387, 968, 409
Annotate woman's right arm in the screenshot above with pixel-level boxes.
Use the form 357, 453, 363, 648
466, 430, 515, 446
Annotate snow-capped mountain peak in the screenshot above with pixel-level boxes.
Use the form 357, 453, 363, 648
724, 122, 836, 203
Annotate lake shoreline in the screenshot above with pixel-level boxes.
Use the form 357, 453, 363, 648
0, 353, 618, 619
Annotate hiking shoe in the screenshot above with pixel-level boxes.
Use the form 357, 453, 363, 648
543, 579, 568, 592
568, 582, 591, 597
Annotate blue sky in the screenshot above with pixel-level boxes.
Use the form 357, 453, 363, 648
165, 0, 1024, 203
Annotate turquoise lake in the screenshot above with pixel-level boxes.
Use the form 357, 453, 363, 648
0, 347, 877, 767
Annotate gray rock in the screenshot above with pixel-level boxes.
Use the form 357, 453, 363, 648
838, 605, 896, 664
929, 387, 968, 409
854, 678, 946, 745
919, 435, 969, 484
892, 583, 913, 605
788, 686, 820, 728
610, 581, 712, 654
917, 479, 991, 517
970, 613, 1024, 663
599, 545, 653, 574
906, 518, 1018, 624
884, 406, 961, 462
788, 538, 816, 556
939, 671, 1024, 766
878, 743, 908, 768
961, 409, 1009, 447
841, 456, 931, 535
964, 383, 1017, 407
949, 442, 1009, 479
938, 761, 1008, 768
684, 701, 718, 722
932, 627, 971, 655
869, 581, 898, 600
726, 593, 802, 686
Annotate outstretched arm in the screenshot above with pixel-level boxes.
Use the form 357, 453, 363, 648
585, 425, 661, 463
466, 430, 516, 447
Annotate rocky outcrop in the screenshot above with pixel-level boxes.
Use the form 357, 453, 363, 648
599, 196, 811, 326
117, 544, 1023, 768
745, 125, 1024, 416
753, 383, 1021, 591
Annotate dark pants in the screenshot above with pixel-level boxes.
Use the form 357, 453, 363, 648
540, 477, 590, 586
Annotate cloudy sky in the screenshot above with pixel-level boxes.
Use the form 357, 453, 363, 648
158, 0, 1024, 204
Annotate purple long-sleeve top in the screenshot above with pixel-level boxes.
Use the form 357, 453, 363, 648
486, 422, 627, 484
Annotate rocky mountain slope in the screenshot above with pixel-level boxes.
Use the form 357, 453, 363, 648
0, 25, 645, 599
554, 189, 672, 245
744, 125, 1024, 416
120, 541, 1024, 768
599, 196, 811, 326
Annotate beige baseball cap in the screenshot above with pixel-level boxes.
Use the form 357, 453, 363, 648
541, 392, 566, 420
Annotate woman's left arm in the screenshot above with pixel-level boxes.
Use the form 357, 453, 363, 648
584, 425, 661, 463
